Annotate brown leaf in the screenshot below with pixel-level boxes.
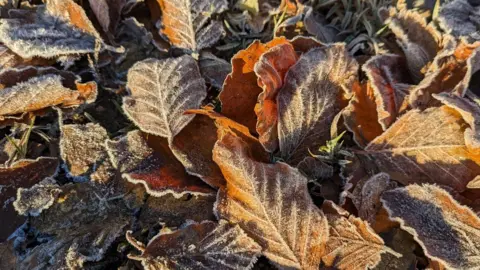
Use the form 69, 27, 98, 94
60, 123, 115, 182
381, 184, 480, 269
322, 201, 400, 270
0, 157, 58, 242
122, 56, 206, 142
88, 0, 126, 37
297, 156, 334, 180
382, 7, 442, 82
46, 0, 101, 37
198, 51, 231, 89
128, 220, 261, 269
254, 42, 298, 152
351, 173, 397, 225
106, 130, 214, 198
214, 132, 328, 269
363, 93, 480, 192
219, 37, 290, 133
343, 81, 385, 147
155, 0, 228, 51
362, 54, 411, 130
373, 228, 418, 270
277, 44, 358, 164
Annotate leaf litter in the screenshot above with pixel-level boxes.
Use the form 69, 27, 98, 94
1, 0, 480, 269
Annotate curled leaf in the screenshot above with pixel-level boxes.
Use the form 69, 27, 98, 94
13, 177, 61, 216
363, 94, 480, 192
382, 184, 480, 269
122, 56, 206, 142
219, 37, 290, 133
214, 132, 329, 269
128, 220, 261, 269
277, 44, 358, 164
106, 130, 214, 198
156, 0, 228, 51
254, 42, 298, 152
438, 0, 480, 42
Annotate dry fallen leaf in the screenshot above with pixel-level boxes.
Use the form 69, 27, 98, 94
214, 132, 329, 269
122, 56, 206, 142
322, 201, 401, 270
219, 37, 290, 133
155, 0, 228, 51
13, 177, 61, 216
198, 51, 232, 89
88, 0, 126, 38
277, 44, 358, 164
254, 42, 298, 152
437, 0, 480, 42
382, 184, 480, 269
128, 220, 261, 269
106, 130, 214, 198
363, 94, 480, 192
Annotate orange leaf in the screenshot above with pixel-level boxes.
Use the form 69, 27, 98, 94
219, 37, 290, 133
254, 43, 298, 152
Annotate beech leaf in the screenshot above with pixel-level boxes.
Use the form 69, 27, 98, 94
363, 94, 480, 192
13, 177, 61, 217
156, 0, 228, 51
122, 56, 206, 142
106, 130, 214, 198
88, 0, 126, 36
381, 184, 480, 269
322, 201, 401, 270
277, 44, 358, 165
128, 220, 261, 269
219, 37, 290, 133
198, 51, 231, 89
438, 0, 480, 42
214, 132, 329, 269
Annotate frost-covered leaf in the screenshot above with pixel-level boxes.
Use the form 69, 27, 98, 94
254, 42, 298, 152
122, 56, 206, 142
0, 157, 58, 242
351, 173, 397, 224
128, 220, 261, 269
88, 0, 126, 36
0, 67, 98, 117
106, 130, 214, 198
60, 123, 115, 182
322, 201, 400, 270
383, 8, 441, 82
381, 184, 480, 269
373, 228, 417, 270
363, 94, 480, 192
343, 82, 384, 147
219, 37, 290, 133
13, 177, 60, 216
297, 156, 334, 180
214, 132, 329, 269
304, 7, 339, 43
0, 1, 103, 59
362, 54, 411, 130
156, 0, 228, 51
198, 51, 231, 89
409, 41, 480, 109
277, 44, 358, 165
438, 0, 480, 42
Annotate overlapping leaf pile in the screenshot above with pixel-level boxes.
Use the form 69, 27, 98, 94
1, 0, 480, 269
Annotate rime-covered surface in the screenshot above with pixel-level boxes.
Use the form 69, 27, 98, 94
297, 156, 333, 180
382, 8, 441, 82
381, 184, 480, 269
322, 201, 398, 270
60, 123, 115, 182
438, 0, 480, 42
106, 130, 214, 197
122, 56, 207, 141
198, 51, 231, 89
13, 177, 61, 216
277, 44, 358, 165
364, 95, 480, 192
213, 132, 329, 269
0, 5, 99, 59
158, 0, 228, 51
0, 75, 78, 117
131, 220, 261, 269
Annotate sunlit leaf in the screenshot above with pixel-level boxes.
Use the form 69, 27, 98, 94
322, 201, 400, 270
277, 44, 358, 165
106, 130, 214, 198
13, 177, 60, 216
122, 56, 206, 142
128, 220, 261, 269
382, 184, 480, 269
214, 132, 329, 269
363, 94, 480, 192
155, 0, 228, 51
